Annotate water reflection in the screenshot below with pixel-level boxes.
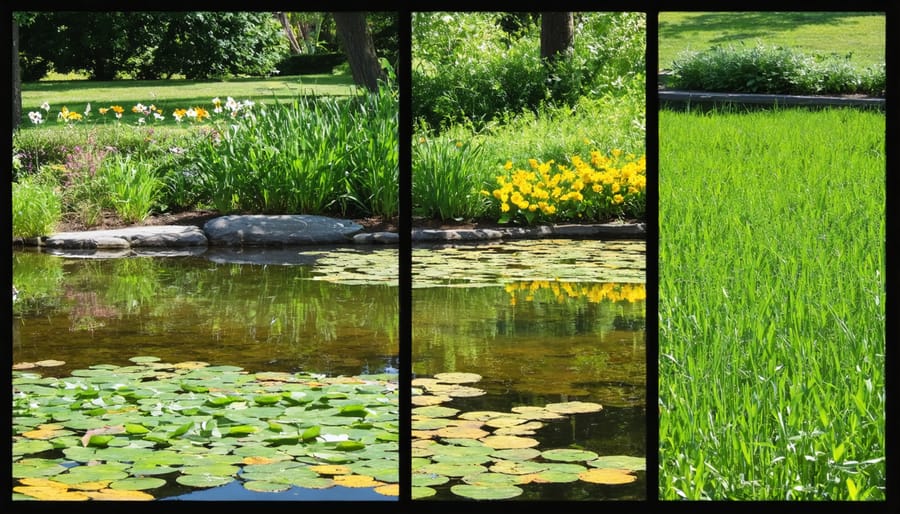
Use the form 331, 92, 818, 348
411, 239, 646, 500
12, 250, 398, 379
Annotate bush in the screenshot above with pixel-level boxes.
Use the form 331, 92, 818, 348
670, 43, 886, 96
12, 177, 62, 239
275, 53, 347, 75
412, 12, 646, 132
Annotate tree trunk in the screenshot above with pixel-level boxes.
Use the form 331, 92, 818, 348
13, 18, 21, 131
540, 12, 574, 63
333, 12, 384, 92
276, 12, 302, 55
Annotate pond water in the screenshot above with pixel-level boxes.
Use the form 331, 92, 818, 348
412, 238, 646, 501
12, 246, 398, 501
12, 247, 399, 379
12, 237, 644, 502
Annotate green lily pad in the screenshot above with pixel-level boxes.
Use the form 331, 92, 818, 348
450, 483, 524, 500
108, 476, 167, 491
589, 455, 646, 471
412, 472, 450, 487
541, 448, 600, 462
412, 486, 437, 499
175, 474, 234, 488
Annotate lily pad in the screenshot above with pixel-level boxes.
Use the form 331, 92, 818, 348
578, 467, 637, 484
541, 448, 600, 462
450, 483, 523, 500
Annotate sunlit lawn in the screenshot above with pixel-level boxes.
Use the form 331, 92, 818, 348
658, 106, 885, 500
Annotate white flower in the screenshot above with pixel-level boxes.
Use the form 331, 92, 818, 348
28, 111, 44, 124
40, 102, 50, 111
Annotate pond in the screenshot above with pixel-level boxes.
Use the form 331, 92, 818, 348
12, 246, 399, 501
12, 237, 644, 502
411, 238, 646, 501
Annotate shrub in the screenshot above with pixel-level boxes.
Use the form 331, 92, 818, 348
412, 12, 646, 132
670, 43, 886, 96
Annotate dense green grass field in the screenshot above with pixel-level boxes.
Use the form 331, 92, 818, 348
658, 11, 886, 70
658, 107, 885, 500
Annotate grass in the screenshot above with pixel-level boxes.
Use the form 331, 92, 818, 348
658, 12, 886, 71
658, 106, 885, 500
19, 73, 357, 129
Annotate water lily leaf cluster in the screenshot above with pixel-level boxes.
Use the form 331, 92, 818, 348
413, 239, 645, 287
12, 356, 398, 501
411, 372, 643, 500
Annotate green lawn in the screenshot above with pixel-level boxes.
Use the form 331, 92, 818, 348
659, 107, 886, 500
19, 74, 357, 128
658, 11, 886, 71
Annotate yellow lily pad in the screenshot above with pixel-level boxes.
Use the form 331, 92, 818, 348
578, 467, 637, 484
433, 372, 482, 384
479, 435, 540, 449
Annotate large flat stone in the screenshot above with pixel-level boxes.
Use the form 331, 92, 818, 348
44, 226, 208, 249
203, 215, 363, 246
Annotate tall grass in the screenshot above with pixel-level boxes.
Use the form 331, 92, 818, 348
188, 88, 397, 217
659, 107, 885, 500
12, 177, 62, 239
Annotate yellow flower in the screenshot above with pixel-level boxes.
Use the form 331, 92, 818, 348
501, 203, 510, 213
613, 194, 624, 204
504, 160, 513, 170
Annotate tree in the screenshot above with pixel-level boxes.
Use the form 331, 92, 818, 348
17, 12, 284, 81
333, 12, 385, 92
276, 12, 303, 55
540, 12, 574, 63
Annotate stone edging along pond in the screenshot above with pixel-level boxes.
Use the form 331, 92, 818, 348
15, 214, 646, 256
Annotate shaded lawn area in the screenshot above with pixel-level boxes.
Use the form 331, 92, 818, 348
658, 11, 886, 70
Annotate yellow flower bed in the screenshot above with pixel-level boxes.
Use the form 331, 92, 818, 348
484, 149, 646, 225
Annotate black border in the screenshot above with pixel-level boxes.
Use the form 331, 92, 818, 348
4, 4, 896, 512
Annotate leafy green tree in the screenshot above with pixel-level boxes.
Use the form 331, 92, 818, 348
17, 12, 286, 80
148, 12, 285, 80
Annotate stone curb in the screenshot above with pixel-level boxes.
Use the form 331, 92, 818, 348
659, 89, 884, 109
23, 217, 646, 251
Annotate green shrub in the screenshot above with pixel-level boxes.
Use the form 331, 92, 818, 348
412, 12, 645, 132
12, 177, 62, 239
670, 43, 886, 96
